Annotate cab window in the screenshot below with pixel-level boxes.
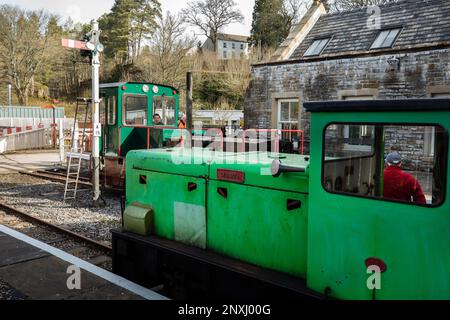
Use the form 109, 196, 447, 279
124, 95, 148, 125
153, 96, 163, 124
165, 96, 175, 126
100, 97, 106, 125
323, 123, 447, 206
107, 95, 116, 125
153, 96, 175, 125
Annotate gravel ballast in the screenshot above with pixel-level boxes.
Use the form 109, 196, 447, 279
0, 173, 121, 244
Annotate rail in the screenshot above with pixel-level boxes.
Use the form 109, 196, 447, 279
0, 201, 111, 252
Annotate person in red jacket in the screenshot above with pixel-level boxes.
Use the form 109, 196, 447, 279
383, 152, 427, 204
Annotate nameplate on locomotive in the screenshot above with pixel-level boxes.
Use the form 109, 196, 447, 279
217, 169, 245, 183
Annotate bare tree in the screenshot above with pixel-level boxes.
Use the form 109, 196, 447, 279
143, 12, 195, 86
181, 0, 244, 52
282, 0, 309, 25
0, 5, 51, 105
280, 0, 309, 39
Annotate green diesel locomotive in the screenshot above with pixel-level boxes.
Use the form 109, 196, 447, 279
111, 98, 450, 300
99, 82, 180, 189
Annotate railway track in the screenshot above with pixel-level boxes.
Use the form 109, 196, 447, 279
18, 170, 92, 188
0, 202, 111, 253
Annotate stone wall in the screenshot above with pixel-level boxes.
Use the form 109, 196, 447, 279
244, 48, 450, 158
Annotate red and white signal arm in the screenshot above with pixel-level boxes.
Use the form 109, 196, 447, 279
61, 39, 89, 50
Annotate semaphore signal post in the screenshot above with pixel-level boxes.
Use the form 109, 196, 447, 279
62, 20, 104, 206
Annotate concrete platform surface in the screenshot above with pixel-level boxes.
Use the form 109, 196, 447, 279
0, 151, 62, 174
0, 225, 167, 300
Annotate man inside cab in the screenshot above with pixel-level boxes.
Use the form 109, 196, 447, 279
150, 113, 164, 148
383, 152, 427, 204
153, 113, 163, 126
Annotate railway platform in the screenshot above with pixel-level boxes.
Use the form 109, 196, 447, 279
0, 224, 167, 300
0, 151, 62, 175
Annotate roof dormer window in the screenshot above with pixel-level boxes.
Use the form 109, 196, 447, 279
303, 38, 331, 57
370, 28, 402, 49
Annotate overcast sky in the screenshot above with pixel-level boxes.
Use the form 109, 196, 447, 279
0, 0, 255, 37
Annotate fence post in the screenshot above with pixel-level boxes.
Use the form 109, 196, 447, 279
59, 120, 65, 164
8, 84, 12, 106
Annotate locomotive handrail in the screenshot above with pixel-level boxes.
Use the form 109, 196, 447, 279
241, 129, 305, 155
117, 125, 224, 157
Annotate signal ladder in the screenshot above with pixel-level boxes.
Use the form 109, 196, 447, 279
64, 98, 91, 203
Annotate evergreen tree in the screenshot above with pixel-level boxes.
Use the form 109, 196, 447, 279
100, 0, 161, 64
250, 0, 301, 49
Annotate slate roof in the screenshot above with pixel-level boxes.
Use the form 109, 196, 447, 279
290, 0, 450, 60
217, 33, 249, 43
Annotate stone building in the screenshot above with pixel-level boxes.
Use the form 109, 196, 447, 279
244, 0, 450, 158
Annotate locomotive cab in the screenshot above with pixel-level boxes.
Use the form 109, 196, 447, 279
306, 99, 450, 300
99, 82, 180, 189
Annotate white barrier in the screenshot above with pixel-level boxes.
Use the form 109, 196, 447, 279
0, 127, 54, 154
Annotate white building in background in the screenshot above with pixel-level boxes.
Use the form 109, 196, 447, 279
193, 110, 244, 127
202, 33, 250, 60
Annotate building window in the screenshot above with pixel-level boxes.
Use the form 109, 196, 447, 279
223, 42, 227, 48
323, 123, 447, 206
278, 100, 299, 139
423, 91, 450, 155
241, 43, 244, 50
370, 28, 402, 49
341, 94, 375, 152
304, 38, 331, 57
232, 43, 235, 49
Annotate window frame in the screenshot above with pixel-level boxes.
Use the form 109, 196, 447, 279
321, 121, 449, 208
303, 37, 332, 57
107, 95, 117, 126
152, 95, 176, 126
277, 99, 301, 141
340, 94, 376, 152
277, 99, 300, 130
370, 27, 403, 50
122, 94, 149, 126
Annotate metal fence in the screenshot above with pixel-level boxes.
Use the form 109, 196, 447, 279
0, 127, 54, 153
0, 106, 65, 118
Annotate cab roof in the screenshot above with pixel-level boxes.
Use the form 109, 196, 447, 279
304, 99, 450, 113
99, 81, 179, 93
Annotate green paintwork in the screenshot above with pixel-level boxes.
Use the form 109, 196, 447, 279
126, 149, 208, 240
125, 148, 310, 277
123, 105, 450, 300
308, 111, 450, 300
99, 82, 179, 158
207, 180, 308, 277
209, 152, 309, 193
123, 202, 153, 236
